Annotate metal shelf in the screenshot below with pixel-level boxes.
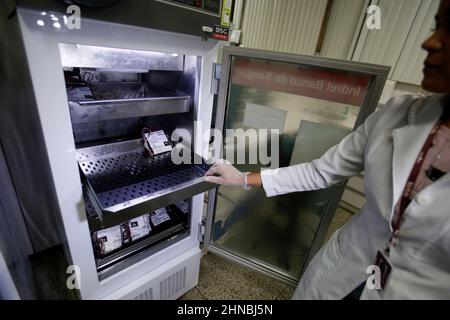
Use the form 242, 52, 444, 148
77, 138, 213, 229
68, 84, 190, 123
96, 228, 190, 281
69, 96, 190, 124
96, 224, 185, 271
83, 187, 189, 275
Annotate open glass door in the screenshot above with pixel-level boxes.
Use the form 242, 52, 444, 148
204, 46, 389, 284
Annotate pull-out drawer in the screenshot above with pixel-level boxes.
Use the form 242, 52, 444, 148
77, 139, 213, 229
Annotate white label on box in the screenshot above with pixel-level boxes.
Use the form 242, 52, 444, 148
95, 226, 122, 255
176, 200, 189, 214
129, 214, 151, 241
145, 130, 173, 155
151, 208, 171, 226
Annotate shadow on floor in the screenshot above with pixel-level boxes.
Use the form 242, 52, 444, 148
30, 245, 79, 300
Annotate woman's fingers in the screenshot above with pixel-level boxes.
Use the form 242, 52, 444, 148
204, 176, 223, 184
205, 166, 219, 176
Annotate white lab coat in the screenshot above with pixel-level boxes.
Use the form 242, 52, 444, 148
261, 94, 450, 299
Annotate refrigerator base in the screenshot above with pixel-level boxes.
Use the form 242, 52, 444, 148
100, 247, 201, 300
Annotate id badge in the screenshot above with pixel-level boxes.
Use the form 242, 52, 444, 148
375, 251, 392, 290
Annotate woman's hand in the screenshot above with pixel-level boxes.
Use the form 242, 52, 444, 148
204, 160, 246, 186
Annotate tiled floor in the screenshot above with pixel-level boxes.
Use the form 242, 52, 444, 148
180, 206, 353, 300
181, 253, 296, 300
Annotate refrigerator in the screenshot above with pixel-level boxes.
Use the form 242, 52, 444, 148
0, 1, 389, 299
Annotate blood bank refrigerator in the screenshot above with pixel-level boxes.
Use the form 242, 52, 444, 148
0, 1, 389, 299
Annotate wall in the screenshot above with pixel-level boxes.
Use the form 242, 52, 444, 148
240, 0, 328, 55
320, 0, 368, 59
352, 0, 439, 85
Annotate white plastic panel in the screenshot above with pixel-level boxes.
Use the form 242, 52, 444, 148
102, 247, 201, 300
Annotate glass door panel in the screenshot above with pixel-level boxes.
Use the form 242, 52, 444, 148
206, 48, 389, 282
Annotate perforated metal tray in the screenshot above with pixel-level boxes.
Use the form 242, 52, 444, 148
77, 139, 213, 228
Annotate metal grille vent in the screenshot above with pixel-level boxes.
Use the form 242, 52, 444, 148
133, 287, 153, 300
159, 267, 186, 300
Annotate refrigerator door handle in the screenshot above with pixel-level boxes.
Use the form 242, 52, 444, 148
210, 63, 222, 95
198, 220, 206, 244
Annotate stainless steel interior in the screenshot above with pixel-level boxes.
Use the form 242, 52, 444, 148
60, 44, 213, 279
59, 43, 185, 71
68, 83, 190, 124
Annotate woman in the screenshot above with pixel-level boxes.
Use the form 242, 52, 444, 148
205, 0, 450, 299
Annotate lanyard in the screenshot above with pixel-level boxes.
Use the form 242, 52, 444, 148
384, 120, 442, 256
